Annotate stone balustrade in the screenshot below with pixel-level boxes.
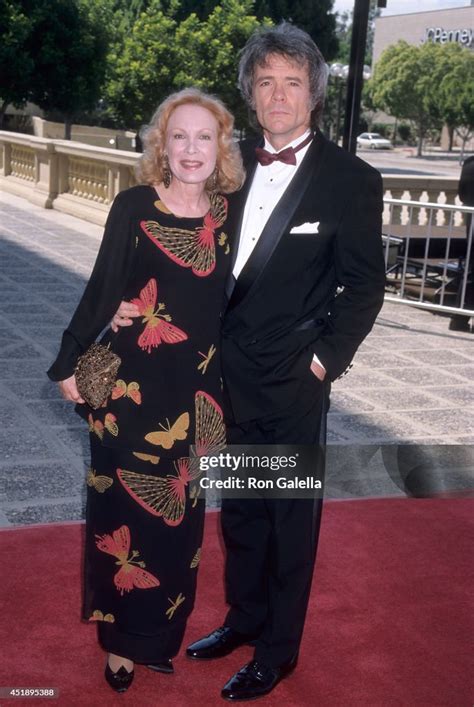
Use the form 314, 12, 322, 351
382, 175, 462, 228
0, 131, 137, 224
0, 130, 463, 227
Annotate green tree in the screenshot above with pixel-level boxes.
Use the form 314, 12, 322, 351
324, 1, 380, 143
361, 81, 378, 133
0, 1, 35, 127
334, 0, 380, 65
334, 10, 351, 64
104, 0, 178, 129
105, 0, 266, 132
0, 0, 113, 135
164, 0, 220, 20
174, 0, 265, 130
428, 43, 474, 154
254, 0, 338, 60
368, 40, 443, 157
27, 0, 113, 138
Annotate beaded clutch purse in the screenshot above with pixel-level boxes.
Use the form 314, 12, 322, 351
74, 343, 121, 410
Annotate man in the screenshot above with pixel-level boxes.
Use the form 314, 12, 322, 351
114, 22, 385, 701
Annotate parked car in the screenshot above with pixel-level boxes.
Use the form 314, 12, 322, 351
357, 132, 392, 150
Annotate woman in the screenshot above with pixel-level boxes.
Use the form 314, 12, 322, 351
48, 88, 244, 692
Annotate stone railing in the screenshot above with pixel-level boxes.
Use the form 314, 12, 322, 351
0, 131, 138, 224
382, 175, 462, 228
0, 130, 463, 226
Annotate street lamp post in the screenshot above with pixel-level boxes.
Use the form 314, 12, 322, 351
342, 0, 371, 153
329, 63, 349, 145
330, 62, 370, 147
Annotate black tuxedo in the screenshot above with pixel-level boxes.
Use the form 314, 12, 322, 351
219, 130, 385, 668
222, 129, 385, 423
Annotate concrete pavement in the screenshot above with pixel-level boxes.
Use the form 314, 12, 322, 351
360, 147, 465, 177
0, 191, 472, 526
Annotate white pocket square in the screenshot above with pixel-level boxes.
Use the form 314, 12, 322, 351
290, 221, 320, 234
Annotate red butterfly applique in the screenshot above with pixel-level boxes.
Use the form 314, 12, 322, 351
140, 195, 228, 277
95, 525, 160, 595
88, 413, 104, 440
112, 380, 142, 405
131, 278, 188, 353
118, 457, 192, 527
193, 390, 226, 459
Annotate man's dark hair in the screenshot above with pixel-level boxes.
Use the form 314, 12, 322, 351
238, 21, 328, 128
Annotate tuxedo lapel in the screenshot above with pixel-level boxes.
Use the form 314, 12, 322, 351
227, 131, 327, 312
224, 150, 259, 301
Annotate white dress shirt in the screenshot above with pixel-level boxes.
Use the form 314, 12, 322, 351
233, 129, 312, 279
232, 129, 325, 373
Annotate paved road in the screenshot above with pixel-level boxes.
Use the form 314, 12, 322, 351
359, 148, 464, 177
0, 192, 472, 526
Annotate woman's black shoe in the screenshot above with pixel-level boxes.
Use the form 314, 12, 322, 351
104, 662, 134, 693
146, 658, 174, 674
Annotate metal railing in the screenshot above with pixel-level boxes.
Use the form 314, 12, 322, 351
383, 198, 474, 316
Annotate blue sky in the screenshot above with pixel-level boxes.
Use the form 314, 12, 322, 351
333, 0, 471, 16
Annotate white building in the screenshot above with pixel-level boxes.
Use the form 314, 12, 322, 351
373, 5, 473, 64
372, 5, 473, 149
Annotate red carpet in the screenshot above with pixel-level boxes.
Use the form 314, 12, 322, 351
0, 499, 472, 706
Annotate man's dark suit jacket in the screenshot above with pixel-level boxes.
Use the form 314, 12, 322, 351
221, 129, 386, 424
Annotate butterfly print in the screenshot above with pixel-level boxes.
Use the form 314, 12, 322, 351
118, 392, 225, 525
87, 468, 113, 493
88, 610, 115, 623
131, 278, 188, 353
145, 412, 189, 450
197, 344, 216, 375
117, 457, 192, 527
133, 452, 160, 465
190, 390, 226, 469
112, 380, 142, 405
104, 413, 119, 436
190, 548, 201, 568
218, 232, 230, 255
88, 414, 104, 440
189, 483, 201, 507
166, 592, 185, 620
95, 525, 160, 596
153, 199, 172, 214
140, 195, 228, 277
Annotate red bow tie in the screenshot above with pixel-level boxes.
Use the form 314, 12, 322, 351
255, 132, 313, 166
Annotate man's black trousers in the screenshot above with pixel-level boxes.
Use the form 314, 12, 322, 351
221, 377, 329, 668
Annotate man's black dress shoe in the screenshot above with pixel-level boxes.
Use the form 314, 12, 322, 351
146, 658, 174, 674
186, 626, 258, 660
221, 658, 297, 701
104, 663, 134, 693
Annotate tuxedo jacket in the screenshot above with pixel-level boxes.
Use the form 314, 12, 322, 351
220, 129, 386, 424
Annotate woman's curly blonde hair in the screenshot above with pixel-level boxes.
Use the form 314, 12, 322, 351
136, 88, 245, 194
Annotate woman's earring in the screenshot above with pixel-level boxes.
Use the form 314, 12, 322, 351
209, 166, 218, 192
163, 155, 171, 188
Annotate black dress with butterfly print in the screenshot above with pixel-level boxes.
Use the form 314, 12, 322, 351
48, 184, 230, 460
48, 185, 230, 662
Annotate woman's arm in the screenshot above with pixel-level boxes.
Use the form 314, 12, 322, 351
47, 192, 136, 382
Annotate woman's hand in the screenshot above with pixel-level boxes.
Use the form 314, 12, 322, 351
58, 375, 85, 404
111, 301, 141, 333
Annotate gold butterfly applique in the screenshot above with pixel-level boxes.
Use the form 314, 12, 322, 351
132, 452, 160, 464
145, 412, 189, 449
87, 468, 113, 493
89, 609, 115, 623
